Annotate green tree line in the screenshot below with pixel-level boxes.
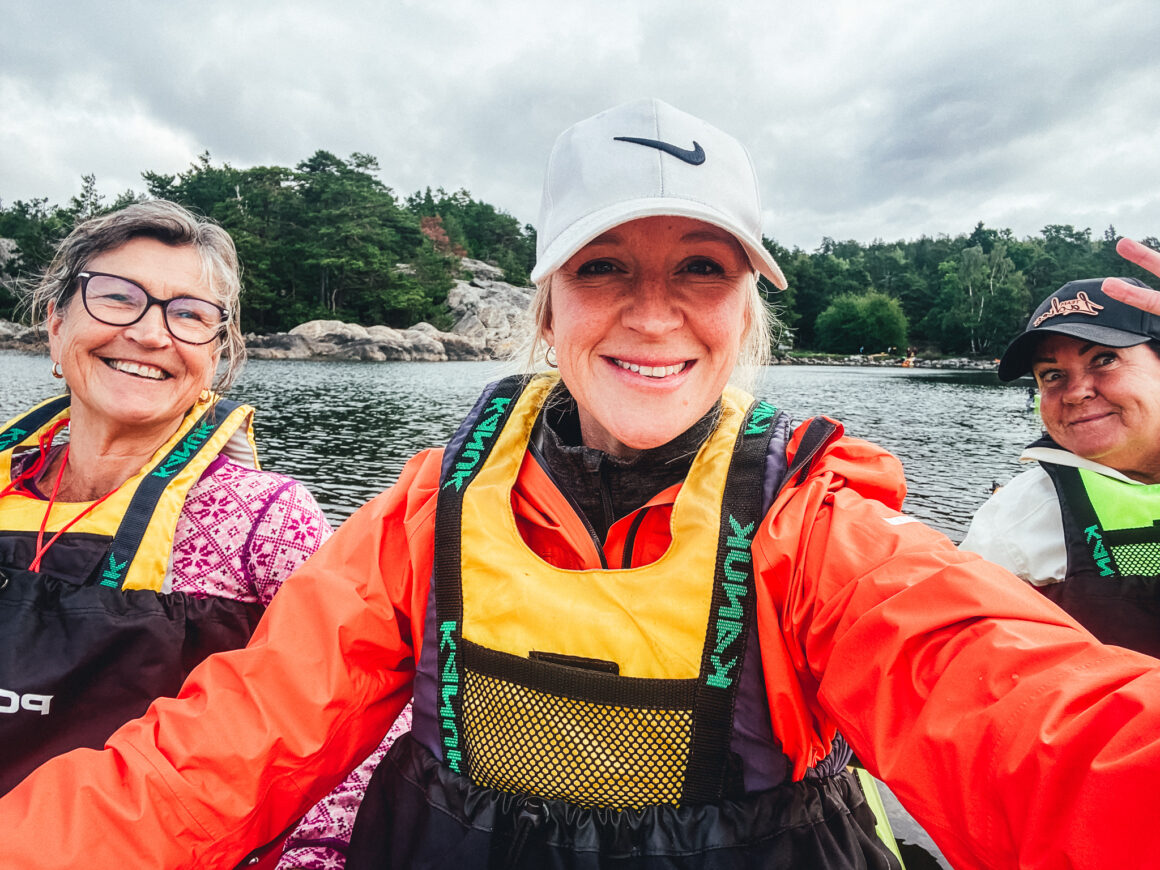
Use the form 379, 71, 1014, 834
766, 224, 1159, 357
0, 152, 536, 334
1, 152, 1156, 356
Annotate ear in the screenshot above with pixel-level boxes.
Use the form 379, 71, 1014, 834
46, 299, 67, 361
540, 292, 555, 346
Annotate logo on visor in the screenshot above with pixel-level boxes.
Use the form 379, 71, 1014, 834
1032, 291, 1105, 327
613, 136, 706, 165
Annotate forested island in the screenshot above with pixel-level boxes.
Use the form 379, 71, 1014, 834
2, 150, 1156, 358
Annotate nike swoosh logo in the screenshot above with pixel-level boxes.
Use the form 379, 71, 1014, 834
613, 136, 706, 165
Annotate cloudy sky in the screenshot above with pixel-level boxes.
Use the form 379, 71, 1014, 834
2, 0, 1157, 252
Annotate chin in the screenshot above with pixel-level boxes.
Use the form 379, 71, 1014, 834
615, 424, 689, 453
1067, 440, 1124, 465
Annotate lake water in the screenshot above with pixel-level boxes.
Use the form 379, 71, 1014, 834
2, 350, 1041, 542
5, 348, 1043, 864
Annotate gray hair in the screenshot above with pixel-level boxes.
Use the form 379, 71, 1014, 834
26, 200, 246, 390
519, 271, 777, 392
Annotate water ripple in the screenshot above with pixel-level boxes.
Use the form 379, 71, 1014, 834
3, 353, 1041, 539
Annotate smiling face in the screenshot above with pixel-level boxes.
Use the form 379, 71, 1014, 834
542, 216, 751, 458
1032, 333, 1160, 482
47, 236, 222, 444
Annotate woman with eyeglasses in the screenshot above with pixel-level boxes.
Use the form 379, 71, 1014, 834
5, 103, 1160, 870
0, 200, 408, 870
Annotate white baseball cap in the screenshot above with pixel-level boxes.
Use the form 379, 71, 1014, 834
531, 98, 787, 290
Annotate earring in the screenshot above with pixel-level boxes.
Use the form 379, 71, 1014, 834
545, 346, 558, 369
199, 388, 213, 403
51, 361, 64, 379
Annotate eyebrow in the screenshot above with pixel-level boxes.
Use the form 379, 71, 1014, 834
680, 229, 736, 244
1032, 341, 1100, 365
583, 230, 623, 246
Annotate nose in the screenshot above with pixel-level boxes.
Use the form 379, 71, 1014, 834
621, 274, 684, 335
1060, 371, 1095, 404
123, 301, 172, 347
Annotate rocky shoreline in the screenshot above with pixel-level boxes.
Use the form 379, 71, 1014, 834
0, 256, 997, 372
779, 354, 997, 370
0, 325, 1000, 372
245, 257, 533, 362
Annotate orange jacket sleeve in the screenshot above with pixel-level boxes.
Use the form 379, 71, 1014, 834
754, 423, 1160, 870
0, 449, 444, 869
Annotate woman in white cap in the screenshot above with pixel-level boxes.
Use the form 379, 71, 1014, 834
4, 100, 1160, 870
961, 242, 1160, 655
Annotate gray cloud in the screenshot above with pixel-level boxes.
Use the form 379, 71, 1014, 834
2, 0, 1157, 251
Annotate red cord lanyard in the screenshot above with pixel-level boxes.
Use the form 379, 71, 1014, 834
0, 420, 118, 573
28, 445, 118, 572
0, 418, 69, 501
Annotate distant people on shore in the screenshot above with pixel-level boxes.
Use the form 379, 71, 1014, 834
961, 237, 1160, 656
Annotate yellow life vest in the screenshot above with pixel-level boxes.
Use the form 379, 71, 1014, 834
433, 373, 780, 809
0, 393, 257, 591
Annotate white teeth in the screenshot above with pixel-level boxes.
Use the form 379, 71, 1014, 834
614, 359, 687, 378
108, 359, 167, 380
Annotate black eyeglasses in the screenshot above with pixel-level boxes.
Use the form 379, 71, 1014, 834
77, 271, 228, 345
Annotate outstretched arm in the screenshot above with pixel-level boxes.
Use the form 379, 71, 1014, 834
1103, 237, 1160, 313
758, 429, 1160, 870
0, 449, 444, 869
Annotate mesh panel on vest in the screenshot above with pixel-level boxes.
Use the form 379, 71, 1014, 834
460, 651, 696, 810
1111, 542, 1160, 576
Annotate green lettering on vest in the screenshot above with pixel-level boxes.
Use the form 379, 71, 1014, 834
744, 401, 777, 436
484, 396, 511, 417
726, 516, 755, 550
439, 683, 460, 771
707, 654, 739, 688
714, 618, 742, 654
706, 515, 755, 689
439, 681, 458, 725
1084, 525, 1116, 577
0, 426, 28, 451
443, 397, 512, 491
438, 620, 462, 771
719, 581, 746, 620
723, 552, 750, 585
439, 619, 457, 651
99, 552, 129, 587
152, 420, 216, 479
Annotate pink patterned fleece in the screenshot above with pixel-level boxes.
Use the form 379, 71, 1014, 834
170, 456, 412, 870
170, 455, 331, 604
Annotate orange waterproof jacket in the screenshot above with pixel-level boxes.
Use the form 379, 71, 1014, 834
2, 420, 1160, 870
